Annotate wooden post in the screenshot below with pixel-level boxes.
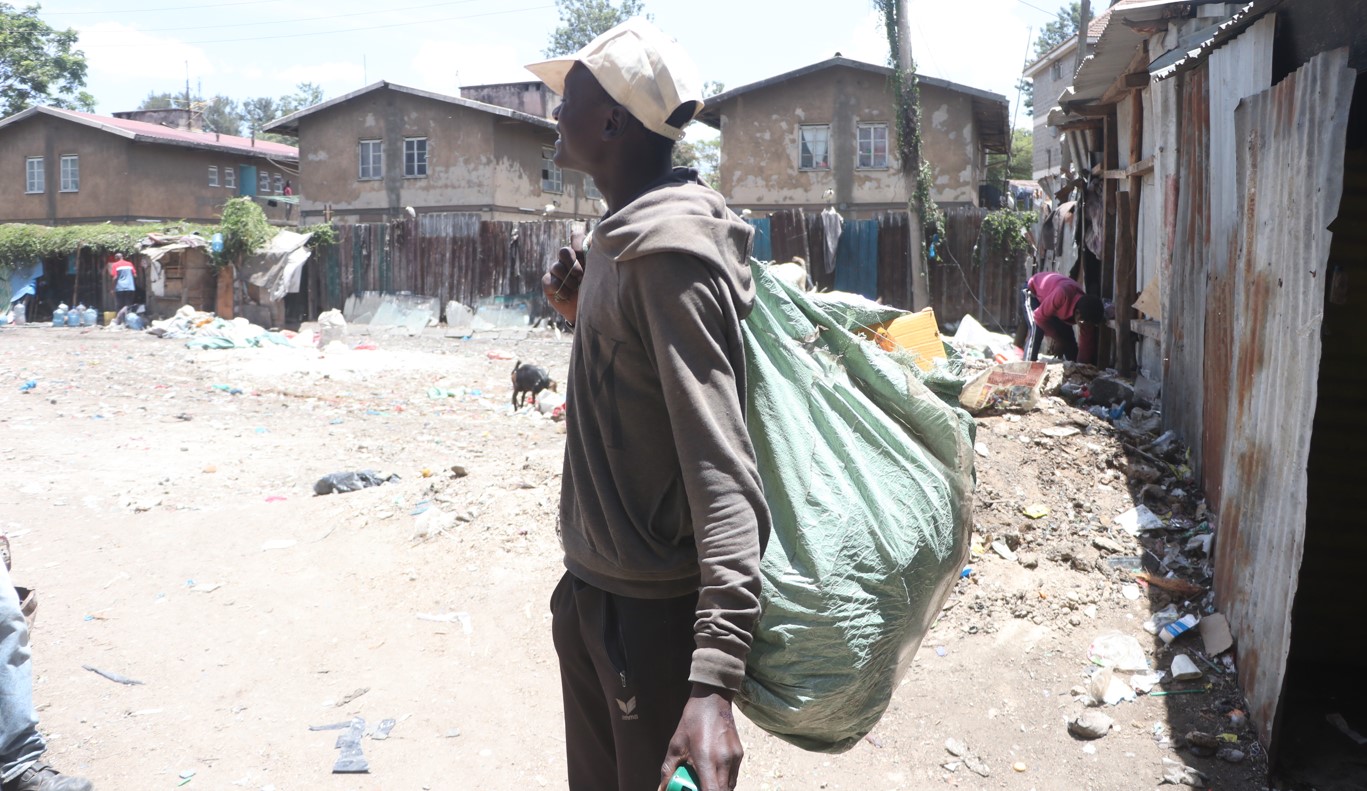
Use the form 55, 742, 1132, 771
216, 263, 235, 319
897, 0, 930, 311
1115, 191, 1136, 375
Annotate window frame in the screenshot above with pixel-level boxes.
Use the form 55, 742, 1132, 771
224, 166, 236, 190
259, 170, 272, 195
59, 155, 79, 192
25, 157, 44, 194
798, 125, 831, 171
541, 146, 562, 193
403, 137, 428, 178
273, 172, 284, 194
856, 123, 890, 170
1051, 61, 1064, 81
583, 175, 602, 200
208, 165, 219, 187
358, 139, 383, 181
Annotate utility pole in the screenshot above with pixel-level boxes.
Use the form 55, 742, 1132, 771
896, 0, 930, 311
1076, 0, 1092, 74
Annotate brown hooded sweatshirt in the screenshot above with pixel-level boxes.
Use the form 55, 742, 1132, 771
559, 168, 771, 693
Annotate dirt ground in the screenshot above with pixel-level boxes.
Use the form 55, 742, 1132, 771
0, 323, 1271, 791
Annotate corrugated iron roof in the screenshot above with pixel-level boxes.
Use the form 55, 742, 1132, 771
0, 106, 298, 159
262, 81, 557, 137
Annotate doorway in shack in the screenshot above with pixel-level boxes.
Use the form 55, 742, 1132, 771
1274, 73, 1367, 788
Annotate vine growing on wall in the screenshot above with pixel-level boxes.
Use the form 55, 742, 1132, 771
0, 222, 212, 271
873, 0, 944, 243
974, 209, 1035, 266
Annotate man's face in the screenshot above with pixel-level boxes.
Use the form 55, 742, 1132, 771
552, 64, 615, 176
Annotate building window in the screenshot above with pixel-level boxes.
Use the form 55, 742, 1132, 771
541, 146, 562, 193
404, 137, 428, 178
583, 176, 601, 200
359, 139, 382, 180
799, 125, 830, 170
25, 157, 44, 194
273, 172, 284, 194
224, 166, 236, 189
59, 155, 79, 192
259, 170, 271, 194
208, 165, 219, 187
857, 123, 889, 169
1051, 61, 1064, 81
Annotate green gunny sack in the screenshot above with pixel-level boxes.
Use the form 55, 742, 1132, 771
737, 262, 975, 753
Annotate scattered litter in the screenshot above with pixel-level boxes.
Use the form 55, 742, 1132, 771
944, 738, 969, 757
371, 719, 397, 741
1143, 604, 1181, 635
1022, 504, 1050, 520
1107, 556, 1142, 572
83, 664, 144, 686
959, 361, 1046, 414
1083, 667, 1136, 706
1087, 632, 1149, 672
1199, 613, 1234, 656
1217, 748, 1246, 764
330, 716, 369, 774
1149, 687, 1210, 698
1159, 614, 1201, 645
313, 470, 400, 496
264, 495, 286, 502
1327, 712, 1367, 745
1114, 505, 1163, 536
1012, 762, 1027, 773
1129, 670, 1166, 694
189, 582, 222, 594
260, 539, 297, 551
990, 540, 1017, 562
1137, 572, 1205, 599
19, 380, 36, 392
1041, 426, 1081, 438
335, 687, 370, 708
1170, 654, 1203, 681
417, 612, 472, 634
308, 721, 350, 732
1121, 584, 1141, 601
1069, 711, 1113, 740
1160, 758, 1207, 787
973, 441, 991, 458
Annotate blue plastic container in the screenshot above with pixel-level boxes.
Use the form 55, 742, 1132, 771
52, 305, 67, 327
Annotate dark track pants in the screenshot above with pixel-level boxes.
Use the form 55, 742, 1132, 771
551, 571, 698, 791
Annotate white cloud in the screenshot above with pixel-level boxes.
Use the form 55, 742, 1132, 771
410, 38, 529, 96
277, 62, 367, 92
78, 22, 216, 81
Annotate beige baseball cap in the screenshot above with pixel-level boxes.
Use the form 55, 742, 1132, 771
525, 18, 703, 142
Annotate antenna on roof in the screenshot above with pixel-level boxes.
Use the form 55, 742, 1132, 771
184, 62, 191, 110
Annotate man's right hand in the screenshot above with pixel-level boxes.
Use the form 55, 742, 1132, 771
543, 246, 584, 324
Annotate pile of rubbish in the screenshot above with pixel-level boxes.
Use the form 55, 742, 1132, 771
146, 305, 304, 350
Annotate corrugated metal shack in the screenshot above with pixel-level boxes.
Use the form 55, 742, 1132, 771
307, 214, 586, 325
1043, 0, 1366, 773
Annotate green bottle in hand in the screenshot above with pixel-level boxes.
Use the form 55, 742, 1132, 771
666, 764, 699, 791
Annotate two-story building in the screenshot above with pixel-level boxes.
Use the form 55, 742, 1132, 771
0, 106, 297, 225
262, 81, 599, 224
696, 56, 1010, 219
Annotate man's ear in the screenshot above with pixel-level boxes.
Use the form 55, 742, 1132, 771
602, 105, 631, 141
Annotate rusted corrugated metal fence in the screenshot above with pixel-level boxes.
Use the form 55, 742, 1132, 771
748, 206, 1026, 331
311, 213, 581, 323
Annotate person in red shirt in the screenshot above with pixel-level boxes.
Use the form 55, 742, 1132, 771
108, 254, 137, 310
1026, 271, 1103, 364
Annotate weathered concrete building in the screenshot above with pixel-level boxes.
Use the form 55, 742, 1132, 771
1020, 12, 1109, 182
263, 81, 599, 224
458, 81, 559, 120
696, 57, 1009, 219
0, 106, 297, 225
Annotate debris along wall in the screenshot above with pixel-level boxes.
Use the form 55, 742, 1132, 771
312, 213, 575, 325
1209, 48, 1355, 752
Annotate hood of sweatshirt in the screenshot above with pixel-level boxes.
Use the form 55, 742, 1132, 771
592, 167, 756, 318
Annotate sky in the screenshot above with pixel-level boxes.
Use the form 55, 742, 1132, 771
46, 0, 1064, 132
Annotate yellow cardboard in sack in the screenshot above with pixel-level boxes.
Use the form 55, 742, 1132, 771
869, 309, 946, 372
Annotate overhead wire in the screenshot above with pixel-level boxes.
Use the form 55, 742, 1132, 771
78, 4, 553, 47
109, 0, 484, 34
46, 0, 282, 14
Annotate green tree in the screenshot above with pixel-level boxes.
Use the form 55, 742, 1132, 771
1033, 1, 1081, 60
543, 0, 646, 57
214, 196, 273, 268
985, 128, 1034, 187
0, 3, 94, 116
